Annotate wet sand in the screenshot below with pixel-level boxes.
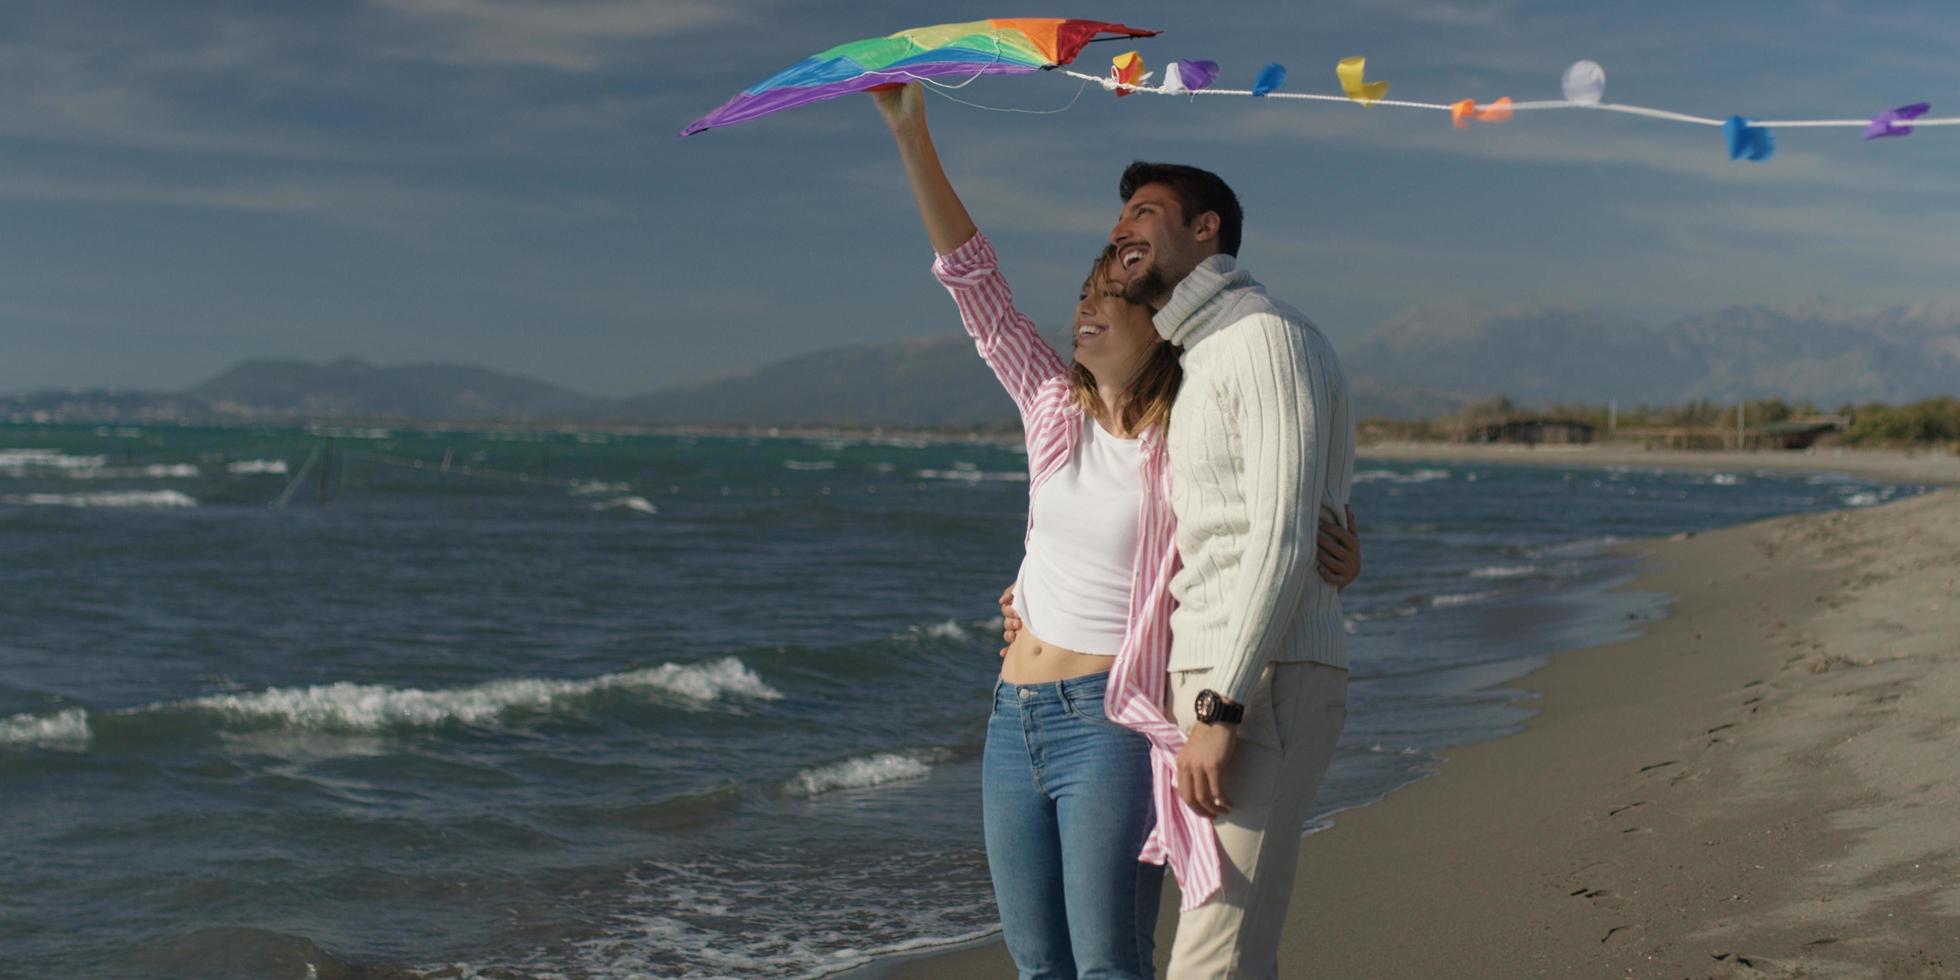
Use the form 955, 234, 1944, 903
864, 464, 1960, 977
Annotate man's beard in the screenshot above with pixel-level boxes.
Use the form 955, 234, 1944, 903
1122, 263, 1174, 309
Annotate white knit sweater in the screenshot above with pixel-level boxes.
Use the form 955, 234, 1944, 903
1155, 254, 1355, 705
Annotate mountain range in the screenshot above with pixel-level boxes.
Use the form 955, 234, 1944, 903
8, 300, 1956, 426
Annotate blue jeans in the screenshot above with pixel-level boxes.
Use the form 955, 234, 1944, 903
983, 672, 1164, 980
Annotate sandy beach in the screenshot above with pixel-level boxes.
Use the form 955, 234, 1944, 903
865, 454, 1960, 979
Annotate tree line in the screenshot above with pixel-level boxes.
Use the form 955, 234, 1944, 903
1364, 396, 1960, 448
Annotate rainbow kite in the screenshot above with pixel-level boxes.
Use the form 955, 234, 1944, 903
679, 18, 1156, 137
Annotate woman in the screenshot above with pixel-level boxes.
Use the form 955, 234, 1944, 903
873, 83, 1359, 979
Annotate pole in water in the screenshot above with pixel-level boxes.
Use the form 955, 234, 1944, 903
272, 444, 322, 509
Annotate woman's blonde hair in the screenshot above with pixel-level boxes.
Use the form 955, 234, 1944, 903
1068, 244, 1182, 437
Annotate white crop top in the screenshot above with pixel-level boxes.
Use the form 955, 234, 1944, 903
1012, 416, 1145, 655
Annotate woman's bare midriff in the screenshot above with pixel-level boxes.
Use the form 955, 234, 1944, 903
999, 627, 1114, 685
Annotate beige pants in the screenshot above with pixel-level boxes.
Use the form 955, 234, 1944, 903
1166, 662, 1348, 980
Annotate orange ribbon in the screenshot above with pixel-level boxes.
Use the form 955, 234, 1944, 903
1451, 96, 1513, 128
1111, 51, 1145, 97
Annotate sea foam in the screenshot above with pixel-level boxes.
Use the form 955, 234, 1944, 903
0, 490, 198, 509
914, 468, 1027, 483
898, 619, 969, 642
169, 658, 781, 733
0, 707, 93, 749
1353, 468, 1451, 485
0, 448, 107, 470
226, 459, 289, 476
785, 749, 951, 798
1430, 590, 1500, 609
590, 495, 658, 514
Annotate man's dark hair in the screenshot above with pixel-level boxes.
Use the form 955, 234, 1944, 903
1119, 162, 1243, 257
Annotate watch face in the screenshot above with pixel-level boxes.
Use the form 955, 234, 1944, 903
1195, 690, 1218, 722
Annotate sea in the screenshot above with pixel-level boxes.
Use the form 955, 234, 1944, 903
0, 423, 1927, 979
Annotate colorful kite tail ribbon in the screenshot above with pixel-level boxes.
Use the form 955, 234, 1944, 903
1252, 62, 1287, 97
1451, 96, 1513, 128
1110, 51, 1147, 96
1864, 102, 1931, 140
1336, 56, 1389, 106
1161, 59, 1219, 95
1723, 115, 1777, 161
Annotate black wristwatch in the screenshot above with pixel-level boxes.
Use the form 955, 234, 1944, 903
1194, 689, 1244, 725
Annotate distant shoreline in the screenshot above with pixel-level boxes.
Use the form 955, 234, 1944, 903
1356, 440, 1960, 486
7, 417, 1956, 485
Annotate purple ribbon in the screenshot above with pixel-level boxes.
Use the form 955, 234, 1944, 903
1171, 59, 1220, 92
1864, 102, 1931, 140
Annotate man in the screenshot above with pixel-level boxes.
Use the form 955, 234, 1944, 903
1110, 161, 1356, 978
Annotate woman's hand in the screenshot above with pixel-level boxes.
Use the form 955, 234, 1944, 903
1317, 503, 1362, 590
998, 584, 1021, 657
871, 81, 926, 134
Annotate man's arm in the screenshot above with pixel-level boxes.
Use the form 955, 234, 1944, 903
1175, 314, 1335, 817
1207, 313, 1334, 706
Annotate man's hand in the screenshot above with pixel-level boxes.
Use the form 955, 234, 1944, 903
1317, 503, 1362, 589
1176, 721, 1238, 817
997, 584, 1022, 657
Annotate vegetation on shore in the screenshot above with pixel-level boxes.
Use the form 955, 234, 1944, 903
1362, 396, 1960, 450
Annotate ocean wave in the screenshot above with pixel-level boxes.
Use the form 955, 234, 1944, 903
0, 707, 92, 748
785, 749, 952, 798
55, 463, 202, 479
1468, 564, 1536, 579
1709, 473, 1742, 485
226, 459, 289, 476
1842, 492, 1880, 507
1353, 468, 1451, 485
1366, 743, 1425, 756
169, 658, 780, 732
914, 468, 1027, 483
0, 490, 198, 509
543, 851, 1000, 980
783, 460, 837, 471
0, 660, 786, 751
899, 619, 970, 642
1526, 534, 1623, 558
1430, 590, 1500, 609
590, 495, 658, 515
1347, 605, 1420, 624
568, 480, 629, 496
0, 448, 106, 470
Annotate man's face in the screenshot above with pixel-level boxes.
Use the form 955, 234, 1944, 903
1109, 183, 1217, 308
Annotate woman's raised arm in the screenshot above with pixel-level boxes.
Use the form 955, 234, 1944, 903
873, 83, 978, 256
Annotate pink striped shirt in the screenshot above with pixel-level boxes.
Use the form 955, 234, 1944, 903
932, 231, 1222, 911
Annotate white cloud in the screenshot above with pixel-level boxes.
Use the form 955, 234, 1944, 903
371, 0, 736, 70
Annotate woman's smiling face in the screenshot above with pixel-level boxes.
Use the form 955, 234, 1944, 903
1071, 252, 1160, 384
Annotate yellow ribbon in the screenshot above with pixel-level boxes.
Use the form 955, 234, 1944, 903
1337, 56, 1389, 106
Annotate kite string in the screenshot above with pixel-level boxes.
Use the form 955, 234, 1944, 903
866, 31, 1009, 91
1055, 68, 1959, 128
921, 77, 1093, 116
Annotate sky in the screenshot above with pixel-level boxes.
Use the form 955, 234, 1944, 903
2, 0, 1956, 397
